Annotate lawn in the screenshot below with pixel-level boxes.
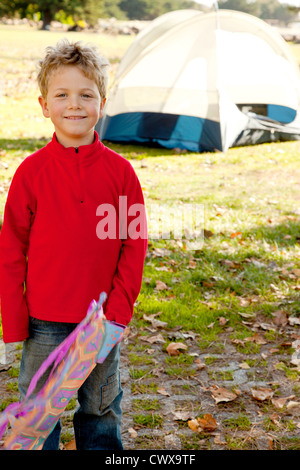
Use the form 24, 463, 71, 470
1, 26, 299, 333
0, 26, 299, 450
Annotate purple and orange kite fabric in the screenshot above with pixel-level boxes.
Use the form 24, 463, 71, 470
0, 292, 125, 450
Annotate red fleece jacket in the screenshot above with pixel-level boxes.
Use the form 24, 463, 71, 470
0, 132, 147, 343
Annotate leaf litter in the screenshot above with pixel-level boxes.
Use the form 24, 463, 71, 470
1, 283, 300, 451
117, 293, 300, 450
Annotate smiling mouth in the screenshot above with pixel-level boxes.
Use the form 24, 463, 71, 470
65, 116, 86, 120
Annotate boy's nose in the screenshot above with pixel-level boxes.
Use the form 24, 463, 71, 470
68, 95, 81, 109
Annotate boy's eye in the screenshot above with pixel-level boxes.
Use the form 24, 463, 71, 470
54, 92, 93, 98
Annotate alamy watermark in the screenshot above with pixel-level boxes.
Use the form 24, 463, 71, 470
96, 196, 205, 250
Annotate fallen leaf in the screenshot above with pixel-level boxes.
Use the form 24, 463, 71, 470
155, 280, 169, 291
251, 387, 273, 401
188, 414, 217, 433
238, 311, 255, 318
268, 437, 274, 450
143, 313, 168, 329
123, 326, 131, 340
145, 348, 155, 355
232, 338, 245, 346
239, 298, 250, 307
64, 439, 76, 450
202, 281, 215, 288
166, 342, 188, 356
220, 259, 242, 269
203, 229, 213, 238
194, 358, 206, 370
188, 419, 200, 432
197, 414, 218, 432
270, 413, 281, 426
291, 340, 300, 366
157, 387, 170, 397
270, 283, 279, 292
218, 316, 228, 326
230, 231, 242, 238
289, 317, 300, 326
272, 396, 295, 409
188, 257, 197, 269
151, 247, 172, 257
286, 401, 300, 410
155, 266, 171, 272
272, 310, 288, 327
143, 334, 165, 344
172, 410, 194, 421
214, 434, 226, 445
245, 332, 267, 345
210, 387, 238, 404
239, 362, 250, 369
128, 427, 138, 438
182, 331, 198, 340
257, 321, 275, 332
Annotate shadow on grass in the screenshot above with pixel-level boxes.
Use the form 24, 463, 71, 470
245, 219, 300, 248
0, 138, 176, 159
144, 216, 300, 330
0, 138, 49, 153
193, 218, 300, 291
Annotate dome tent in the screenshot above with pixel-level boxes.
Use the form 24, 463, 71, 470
96, 9, 300, 153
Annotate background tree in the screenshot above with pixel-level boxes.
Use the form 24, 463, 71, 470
10, 0, 85, 28
119, 0, 196, 20
219, 0, 298, 22
219, 0, 260, 16
0, 0, 31, 18
1, 0, 298, 25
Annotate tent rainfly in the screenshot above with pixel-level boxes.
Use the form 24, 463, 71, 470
96, 9, 300, 153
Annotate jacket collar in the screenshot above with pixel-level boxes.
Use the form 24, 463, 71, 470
46, 131, 103, 164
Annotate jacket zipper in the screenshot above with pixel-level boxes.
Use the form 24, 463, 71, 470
75, 147, 84, 204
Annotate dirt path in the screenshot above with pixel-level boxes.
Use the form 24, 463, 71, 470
119, 320, 300, 450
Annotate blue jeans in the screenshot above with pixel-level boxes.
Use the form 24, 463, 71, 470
18, 317, 123, 450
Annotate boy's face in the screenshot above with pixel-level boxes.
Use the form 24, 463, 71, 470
38, 65, 106, 148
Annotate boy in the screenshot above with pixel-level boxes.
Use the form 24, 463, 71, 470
0, 39, 147, 450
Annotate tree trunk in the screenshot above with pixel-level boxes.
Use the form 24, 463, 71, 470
40, 9, 52, 30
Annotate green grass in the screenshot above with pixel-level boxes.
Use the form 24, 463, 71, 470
1, 128, 300, 345
223, 414, 252, 431
0, 27, 300, 347
133, 414, 163, 428
1, 27, 300, 452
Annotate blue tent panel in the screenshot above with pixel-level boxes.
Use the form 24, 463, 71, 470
98, 112, 222, 152
267, 105, 297, 124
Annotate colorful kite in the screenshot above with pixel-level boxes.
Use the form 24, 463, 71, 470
0, 292, 125, 450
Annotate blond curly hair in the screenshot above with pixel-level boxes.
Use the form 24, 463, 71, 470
37, 39, 109, 100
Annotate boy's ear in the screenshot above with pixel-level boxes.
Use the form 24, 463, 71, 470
38, 95, 50, 118
99, 98, 106, 119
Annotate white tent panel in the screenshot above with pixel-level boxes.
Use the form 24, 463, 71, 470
217, 31, 300, 109
98, 9, 300, 152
